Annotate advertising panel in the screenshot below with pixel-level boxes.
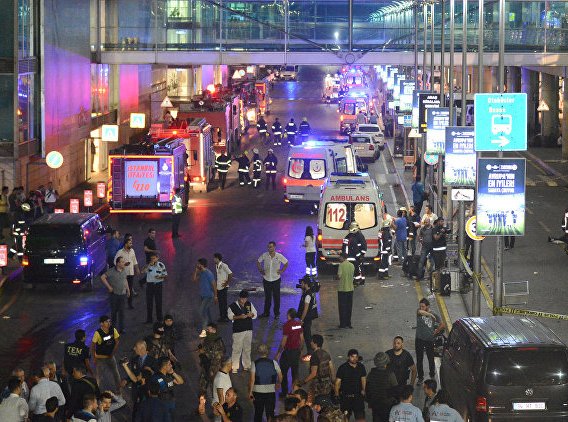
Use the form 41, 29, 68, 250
426, 108, 454, 154
418, 93, 441, 133
444, 126, 476, 186
125, 160, 158, 198
399, 80, 415, 112
476, 158, 526, 236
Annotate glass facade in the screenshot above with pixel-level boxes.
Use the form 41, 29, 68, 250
97, 0, 568, 53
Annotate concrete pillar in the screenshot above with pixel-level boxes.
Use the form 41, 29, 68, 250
563, 73, 568, 159
507, 67, 521, 93
521, 68, 538, 138
541, 72, 560, 146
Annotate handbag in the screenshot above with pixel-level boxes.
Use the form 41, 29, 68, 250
433, 333, 448, 357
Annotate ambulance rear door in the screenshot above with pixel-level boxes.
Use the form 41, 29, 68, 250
284, 148, 327, 203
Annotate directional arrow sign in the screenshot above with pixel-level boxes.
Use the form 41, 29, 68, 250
474, 93, 527, 151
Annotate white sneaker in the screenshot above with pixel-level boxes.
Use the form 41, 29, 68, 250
199, 329, 207, 338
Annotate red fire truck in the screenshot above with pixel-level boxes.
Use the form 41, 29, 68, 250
108, 138, 188, 213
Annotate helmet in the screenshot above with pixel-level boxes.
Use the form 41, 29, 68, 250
268, 148, 274, 153
348, 222, 360, 233
303, 117, 308, 122
382, 219, 391, 228
275, 117, 279, 121
21, 203, 31, 212
253, 148, 259, 154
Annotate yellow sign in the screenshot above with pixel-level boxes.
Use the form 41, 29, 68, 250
46, 151, 64, 169
466, 216, 485, 241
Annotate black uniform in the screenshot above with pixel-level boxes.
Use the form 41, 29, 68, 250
263, 153, 278, 190
271, 120, 283, 146
215, 153, 231, 189
63, 340, 91, 375
432, 225, 448, 270
298, 289, 318, 353
252, 153, 262, 188
377, 227, 392, 279
298, 121, 311, 142
236, 155, 251, 186
257, 117, 268, 140
336, 361, 367, 420
342, 230, 367, 285
286, 120, 297, 145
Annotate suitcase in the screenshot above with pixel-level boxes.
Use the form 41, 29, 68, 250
430, 270, 440, 292
440, 270, 451, 296
449, 269, 461, 292
402, 255, 421, 278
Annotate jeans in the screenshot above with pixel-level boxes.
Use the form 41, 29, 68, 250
126, 275, 134, 308
218, 287, 228, 319
303, 318, 313, 353
145, 282, 163, 322
418, 244, 434, 279
262, 278, 281, 315
279, 348, 301, 394
218, 172, 227, 189
338, 291, 353, 327
396, 239, 407, 261
253, 392, 276, 422
415, 337, 435, 379
199, 296, 214, 330
95, 356, 121, 391
109, 293, 126, 332
433, 249, 447, 270
172, 213, 181, 236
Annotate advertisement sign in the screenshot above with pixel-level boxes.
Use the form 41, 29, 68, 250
399, 80, 415, 112
84, 190, 93, 207
70, 199, 80, 214
476, 158, 526, 236
0, 245, 7, 267
97, 182, 106, 199
54, 208, 64, 214
445, 126, 476, 187
474, 93, 527, 151
426, 108, 455, 154
125, 160, 158, 198
418, 93, 441, 133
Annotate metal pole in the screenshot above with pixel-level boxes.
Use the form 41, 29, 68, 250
478, 0, 484, 93
458, 201, 465, 283
284, 0, 288, 63
461, 0, 467, 126
423, 3, 428, 89
498, 0, 505, 91
348, 0, 353, 52
472, 236, 482, 316
430, 2, 435, 93
446, 0, 455, 229
440, 0, 445, 105
420, 134, 426, 183
415, 4, 419, 90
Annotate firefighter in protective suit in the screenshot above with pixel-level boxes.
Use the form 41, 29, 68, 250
256, 116, 268, 141
377, 219, 392, 279
251, 148, 263, 188
342, 221, 367, 286
271, 118, 283, 146
298, 117, 311, 143
235, 152, 251, 186
286, 118, 297, 145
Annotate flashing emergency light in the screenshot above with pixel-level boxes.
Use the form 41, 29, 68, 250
22, 255, 29, 266
80, 256, 89, 266
283, 178, 288, 185
207, 84, 216, 94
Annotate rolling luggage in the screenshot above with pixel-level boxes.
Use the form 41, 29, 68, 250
402, 255, 421, 278
440, 270, 451, 296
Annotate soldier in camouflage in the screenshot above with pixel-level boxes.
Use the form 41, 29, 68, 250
198, 323, 226, 394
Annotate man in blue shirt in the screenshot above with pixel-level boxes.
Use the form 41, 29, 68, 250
411, 177, 425, 215
106, 229, 122, 268
193, 258, 217, 338
392, 209, 408, 264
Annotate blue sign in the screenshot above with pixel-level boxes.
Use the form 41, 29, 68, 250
403, 114, 412, 127
474, 93, 527, 151
426, 108, 455, 154
445, 126, 476, 187
476, 158, 526, 236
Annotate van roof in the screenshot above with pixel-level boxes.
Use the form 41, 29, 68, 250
30, 213, 99, 227
458, 316, 566, 349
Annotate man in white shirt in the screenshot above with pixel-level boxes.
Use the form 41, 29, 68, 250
114, 237, 140, 310
0, 377, 28, 422
214, 253, 233, 323
256, 241, 288, 318
28, 366, 67, 417
212, 359, 233, 422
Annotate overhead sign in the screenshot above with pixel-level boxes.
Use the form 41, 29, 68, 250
445, 126, 476, 187
101, 124, 119, 142
452, 188, 475, 201
466, 216, 485, 241
70, 199, 80, 214
84, 190, 93, 207
97, 182, 106, 199
474, 93, 527, 151
130, 113, 146, 129
424, 153, 438, 166
426, 108, 455, 154
0, 245, 7, 267
160, 96, 173, 108
46, 151, 64, 169
124, 160, 158, 198
418, 92, 441, 133
476, 158, 526, 236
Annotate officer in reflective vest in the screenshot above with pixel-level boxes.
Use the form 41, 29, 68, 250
236, 152, 251, 187
257, 116, 268, 141
171, 188, 183, 239
286, 118, 297, 145
298, 117, 311, 143
271, 118, 283, 146
252, 149, 263, 189
342, 222, 367, 286
250, 343, 282, 422
263, 149, 278, 191
215, 151, 231, 190
377, 220, 392, 280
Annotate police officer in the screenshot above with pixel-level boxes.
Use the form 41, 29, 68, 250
171, 188, 182, 238
63, 329, 93, 377
257, 115, 268, 141
263, 149, 278, 190
215, 150, 232, 190
271, 117, 283, 146
432, 217, 448, 270
377, 220, 392, 280
298, 276, 318, 356
252, 148, 263, 189
286, 118, 297, 145
151, 357, 184, 420
249, 343, 282, 422
299, 117, 311, 143
342, 222, 367, 286
236, 152, 252, 186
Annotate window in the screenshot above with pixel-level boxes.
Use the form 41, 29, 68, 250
288, 158, 326, 180
351, 136, 371, 143
485, 349, 568, 386
358, 126, 380, 134
342, 103, 356, 115
27, 226, 83, 250
325, 203, 376, 230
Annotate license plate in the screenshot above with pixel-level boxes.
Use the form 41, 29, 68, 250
354, 145, 366, 150
289, 194, 303, 199
44, 258, 65, 264
513, 402, 546, 411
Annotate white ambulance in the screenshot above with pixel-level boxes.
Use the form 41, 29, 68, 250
316, 173, 385, 266
283, 141, 358, 204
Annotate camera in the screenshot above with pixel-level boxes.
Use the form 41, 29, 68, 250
296, 275, 320, 293
119, 356, 129, 365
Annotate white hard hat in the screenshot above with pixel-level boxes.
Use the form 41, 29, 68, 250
268, 148, 274, 153
253, 148, 259, 154
349, 221, 360, 233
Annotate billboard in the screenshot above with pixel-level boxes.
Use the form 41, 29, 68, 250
426, 108, 455, 154
418, 92, 441, 133
476, 158, 526, 236
444, 126, 476, 187
125, 160, 158, 197
399, 80, 415, 112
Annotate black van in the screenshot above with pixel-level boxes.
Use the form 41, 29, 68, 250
440, 316, 568, 421
23, 213, 107, 289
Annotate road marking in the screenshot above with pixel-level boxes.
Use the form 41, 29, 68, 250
537, 220, 552, 233
434, 291, 453, 332
517, 151, 547, 176
414, 280, 424, 301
